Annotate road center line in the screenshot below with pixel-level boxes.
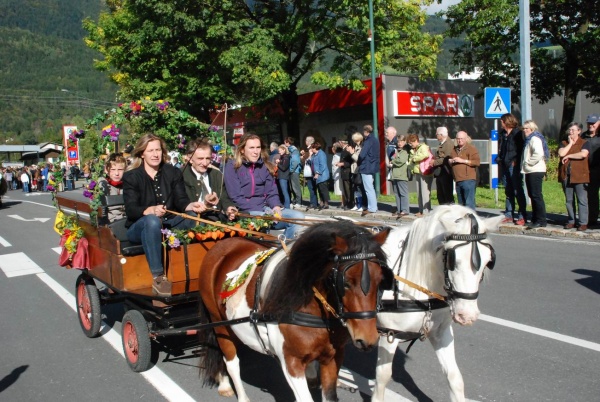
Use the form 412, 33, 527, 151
36, 271, 196, 401
480, 314, 600, 352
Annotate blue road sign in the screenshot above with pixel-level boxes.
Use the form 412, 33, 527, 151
484, 87, 511, 119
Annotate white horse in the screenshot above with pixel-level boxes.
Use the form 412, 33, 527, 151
372, 205, 502, 402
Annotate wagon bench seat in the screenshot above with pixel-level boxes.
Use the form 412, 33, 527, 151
55, 194, 213, 295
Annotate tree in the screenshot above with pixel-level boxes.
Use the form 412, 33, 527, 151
443, 0, 600, 134
84, 0, 442, 138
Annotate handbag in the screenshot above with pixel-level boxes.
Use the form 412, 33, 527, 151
303, 162, 313, 178
419, 149, 435, 176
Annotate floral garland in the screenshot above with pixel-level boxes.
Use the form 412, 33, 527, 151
160, 217, 272, 249
54, 211, 84, 254
48, 98, 233, 227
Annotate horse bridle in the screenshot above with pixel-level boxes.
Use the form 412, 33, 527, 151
327, 251, 389, 325
443, 213, 496, 300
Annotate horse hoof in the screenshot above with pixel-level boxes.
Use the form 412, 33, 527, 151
307, 377, 320, 389
218, 388, 235, 397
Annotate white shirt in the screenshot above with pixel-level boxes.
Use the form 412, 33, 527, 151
192, 167, 211, 202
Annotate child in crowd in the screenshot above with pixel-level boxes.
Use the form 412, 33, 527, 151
100, 153, 127, 223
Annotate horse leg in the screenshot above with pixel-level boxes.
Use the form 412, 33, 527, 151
429, 325, 465, 402
214, 329, 251, 402
305, 361, 320, 389
372, 337, 400, 402
319, 351, 345, 402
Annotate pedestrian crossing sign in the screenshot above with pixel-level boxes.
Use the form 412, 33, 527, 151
484, 87, 511, 119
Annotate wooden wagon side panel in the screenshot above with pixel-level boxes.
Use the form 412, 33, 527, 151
168, 241, 216, 295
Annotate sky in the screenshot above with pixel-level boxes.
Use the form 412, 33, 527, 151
423, 0, 461, 15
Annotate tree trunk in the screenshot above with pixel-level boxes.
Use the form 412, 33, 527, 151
279, 86, 300, 141
560, 61, 579, 136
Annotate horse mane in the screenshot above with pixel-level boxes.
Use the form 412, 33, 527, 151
261, 221, 386, 318
399, 205, 485, 298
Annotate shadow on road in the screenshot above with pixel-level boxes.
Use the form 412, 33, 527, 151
572, 268, 600, 295
0, 365, 28, 393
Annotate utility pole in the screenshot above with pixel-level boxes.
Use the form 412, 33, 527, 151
519, 0, 532, 121
368, 0, 380, 194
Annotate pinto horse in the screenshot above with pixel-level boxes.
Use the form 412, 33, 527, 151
198, 221, 391, 402
372, 206, 502, 402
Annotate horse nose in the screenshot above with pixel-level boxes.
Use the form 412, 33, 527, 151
454, 310, 479, 326
353, 339, 374, 352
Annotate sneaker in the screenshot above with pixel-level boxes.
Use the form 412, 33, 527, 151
152, 276, 172, 296
515, 219, 525, 226
355, 207, 363, 212
501, 217, 513, 223
350, 206, 358, 211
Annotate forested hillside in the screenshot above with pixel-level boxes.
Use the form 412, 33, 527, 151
0, 0, 118, 145
0, 1, 457, 146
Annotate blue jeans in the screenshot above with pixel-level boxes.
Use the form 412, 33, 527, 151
43, 179, 48, 192
22, 182, 29, 193
306, 177, 319, 206
127, 213, 196, 277
278, 178, 291, 209
361, 173, 378, 212
501, 163, 526, 220
67, 179, 74, 191
249, 207, 305, 239
456, 180, 476, 210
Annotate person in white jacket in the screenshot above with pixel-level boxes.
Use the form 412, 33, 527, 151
521, 120, 547, 228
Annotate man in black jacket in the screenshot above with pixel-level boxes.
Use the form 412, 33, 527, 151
497, 113, 527, 225
123, 134, 205, 296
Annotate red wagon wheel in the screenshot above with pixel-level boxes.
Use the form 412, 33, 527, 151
122, 310, 152, 372
75, 273, 102, 338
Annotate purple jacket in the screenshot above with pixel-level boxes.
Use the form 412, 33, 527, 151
223, 158, 281, 212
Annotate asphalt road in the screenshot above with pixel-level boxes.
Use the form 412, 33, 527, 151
0, 188, 598, 401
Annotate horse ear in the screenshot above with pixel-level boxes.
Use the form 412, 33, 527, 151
482, 215, 504, 233
371, 227, 391, 245
331, 234, 349, 255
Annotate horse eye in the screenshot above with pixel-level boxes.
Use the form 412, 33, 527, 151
344, 281, 351, 290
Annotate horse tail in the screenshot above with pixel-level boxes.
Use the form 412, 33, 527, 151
197, 301, 225, 388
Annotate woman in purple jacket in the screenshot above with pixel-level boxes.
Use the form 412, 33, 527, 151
224, 134, 304, 239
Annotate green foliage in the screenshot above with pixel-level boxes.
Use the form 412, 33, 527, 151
83, 0, 441, 136
443, 0, 600, 132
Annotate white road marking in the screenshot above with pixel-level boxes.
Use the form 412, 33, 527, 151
35, 271, 196, 401
0, 252, 45, 277
7, 214, 50, 223
480, 314, 600, 352
0, 235, 12, 247
52, 247, 62, 254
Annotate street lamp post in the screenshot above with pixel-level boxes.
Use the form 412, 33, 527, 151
368, 0, 380, 195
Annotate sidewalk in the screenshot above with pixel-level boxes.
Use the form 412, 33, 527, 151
299, 199, 600, 242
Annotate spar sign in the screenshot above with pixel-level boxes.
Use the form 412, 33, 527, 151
393, 91, 474, 118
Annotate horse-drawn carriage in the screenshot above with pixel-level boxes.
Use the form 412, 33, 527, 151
57, 191, 502, 401
56, 193, 224, 372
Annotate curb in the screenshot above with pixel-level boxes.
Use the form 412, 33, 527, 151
297, 205, 600, 242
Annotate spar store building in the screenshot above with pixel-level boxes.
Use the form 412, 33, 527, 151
218, 73, 597, 194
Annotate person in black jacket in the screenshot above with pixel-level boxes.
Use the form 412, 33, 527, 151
123, 133, 204, 296
497, 113, 527, 225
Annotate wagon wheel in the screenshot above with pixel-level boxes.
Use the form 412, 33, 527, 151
122, 310, 152, 372
75, 273, 102, 338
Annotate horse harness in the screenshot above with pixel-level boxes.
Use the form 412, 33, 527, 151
246, 247, 388, 355
378, 213, 496, 346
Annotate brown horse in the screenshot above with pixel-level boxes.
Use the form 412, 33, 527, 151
198, 221, 391, 402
